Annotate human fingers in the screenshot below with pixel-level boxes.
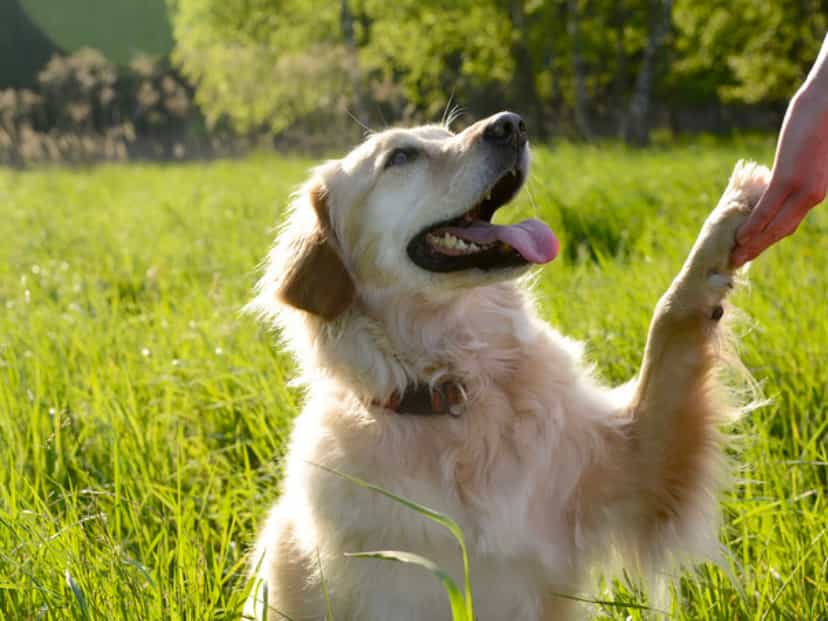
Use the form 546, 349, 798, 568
731, 190, 809, 266
735, 182, 790, 246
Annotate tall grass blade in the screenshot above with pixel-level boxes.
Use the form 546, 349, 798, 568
346, 550, 467, 620
64, 569, 91, 621
312, 462, 474, 621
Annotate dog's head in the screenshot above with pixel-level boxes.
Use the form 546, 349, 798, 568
263, 112, 559, 321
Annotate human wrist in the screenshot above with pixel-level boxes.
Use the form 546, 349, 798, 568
800, 35, 828, 102
793, 76, 828, 115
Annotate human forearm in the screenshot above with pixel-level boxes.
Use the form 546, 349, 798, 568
732, 33, 828, 266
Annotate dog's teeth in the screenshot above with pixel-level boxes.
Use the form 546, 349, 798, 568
428, 233, 451, 249
485, 192, 492, 201
427, 232, 484, 254
438, 234, 457, 249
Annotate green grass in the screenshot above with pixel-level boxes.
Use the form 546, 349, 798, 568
0, 139, 826, 619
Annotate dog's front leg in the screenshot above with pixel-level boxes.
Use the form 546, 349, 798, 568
626, 162, 768, 526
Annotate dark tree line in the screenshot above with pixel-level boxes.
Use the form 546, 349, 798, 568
172, 0, 828, 145
4, 0, 827, 154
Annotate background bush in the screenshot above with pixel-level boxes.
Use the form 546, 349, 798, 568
0, 49, 210, 166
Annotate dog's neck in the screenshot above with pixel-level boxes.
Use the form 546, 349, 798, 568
296, 282, 540, 403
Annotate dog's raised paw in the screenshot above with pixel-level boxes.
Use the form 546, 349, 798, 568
718, 160, 771, 218
665, 160, 769, 321
689, 160, 770, 275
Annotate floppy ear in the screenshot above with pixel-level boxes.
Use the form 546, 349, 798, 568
276, 185, 356, 320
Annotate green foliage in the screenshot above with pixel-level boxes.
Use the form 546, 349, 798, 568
169, 0, 828, 140
360, 1, 513, 117
672, 0, 828, 104
1, 141, 827, 619
667, 0, 737, 103
721, 1, 827, 103
172, 0, 350, 133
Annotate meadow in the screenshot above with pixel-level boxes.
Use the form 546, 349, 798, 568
0, 138, 826, 619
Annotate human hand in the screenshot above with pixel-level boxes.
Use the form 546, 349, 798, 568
731, 89, 828, 267
732, 35, 828, 268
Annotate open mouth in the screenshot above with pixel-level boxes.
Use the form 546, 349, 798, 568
407, 168, 559, 273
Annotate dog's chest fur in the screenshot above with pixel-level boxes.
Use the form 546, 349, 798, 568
276, 284, 615, 618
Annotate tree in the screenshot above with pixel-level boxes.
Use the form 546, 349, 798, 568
508, 0, 546, 138
172, 0, 353, 134
567, 0, 592, 139
340, 0, 368, 121
360, 0, 513, 120
168, 0, 828, 143
622, 0, 672, 145
670, 0, 828, 106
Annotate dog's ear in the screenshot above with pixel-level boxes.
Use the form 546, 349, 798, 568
276, 185, 355, 320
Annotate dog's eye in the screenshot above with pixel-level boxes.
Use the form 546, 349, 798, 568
385, 147, 418, 169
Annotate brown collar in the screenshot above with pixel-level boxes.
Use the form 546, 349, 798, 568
374, 379, 466, 417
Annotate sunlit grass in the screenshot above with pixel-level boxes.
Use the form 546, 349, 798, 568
1, 139, 825, 619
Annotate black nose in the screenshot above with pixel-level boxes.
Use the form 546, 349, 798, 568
483, 112, 527, 148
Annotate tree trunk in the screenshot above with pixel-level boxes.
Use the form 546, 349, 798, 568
509, 0, 546, 139
542, 44, 559, 136
622, 0, 672, 146
611, 2, 629, 135
340, 0, 368, 125
567, 0, 592, 140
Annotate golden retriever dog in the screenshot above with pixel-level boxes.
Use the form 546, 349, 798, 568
244, 112, 767, 620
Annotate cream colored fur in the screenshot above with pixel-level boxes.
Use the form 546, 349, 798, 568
244, 116, 769, 620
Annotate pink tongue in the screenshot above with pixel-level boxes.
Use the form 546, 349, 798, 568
444, 218, 559, 264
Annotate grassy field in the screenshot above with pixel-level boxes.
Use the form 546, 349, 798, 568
0, 139, 826, 619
